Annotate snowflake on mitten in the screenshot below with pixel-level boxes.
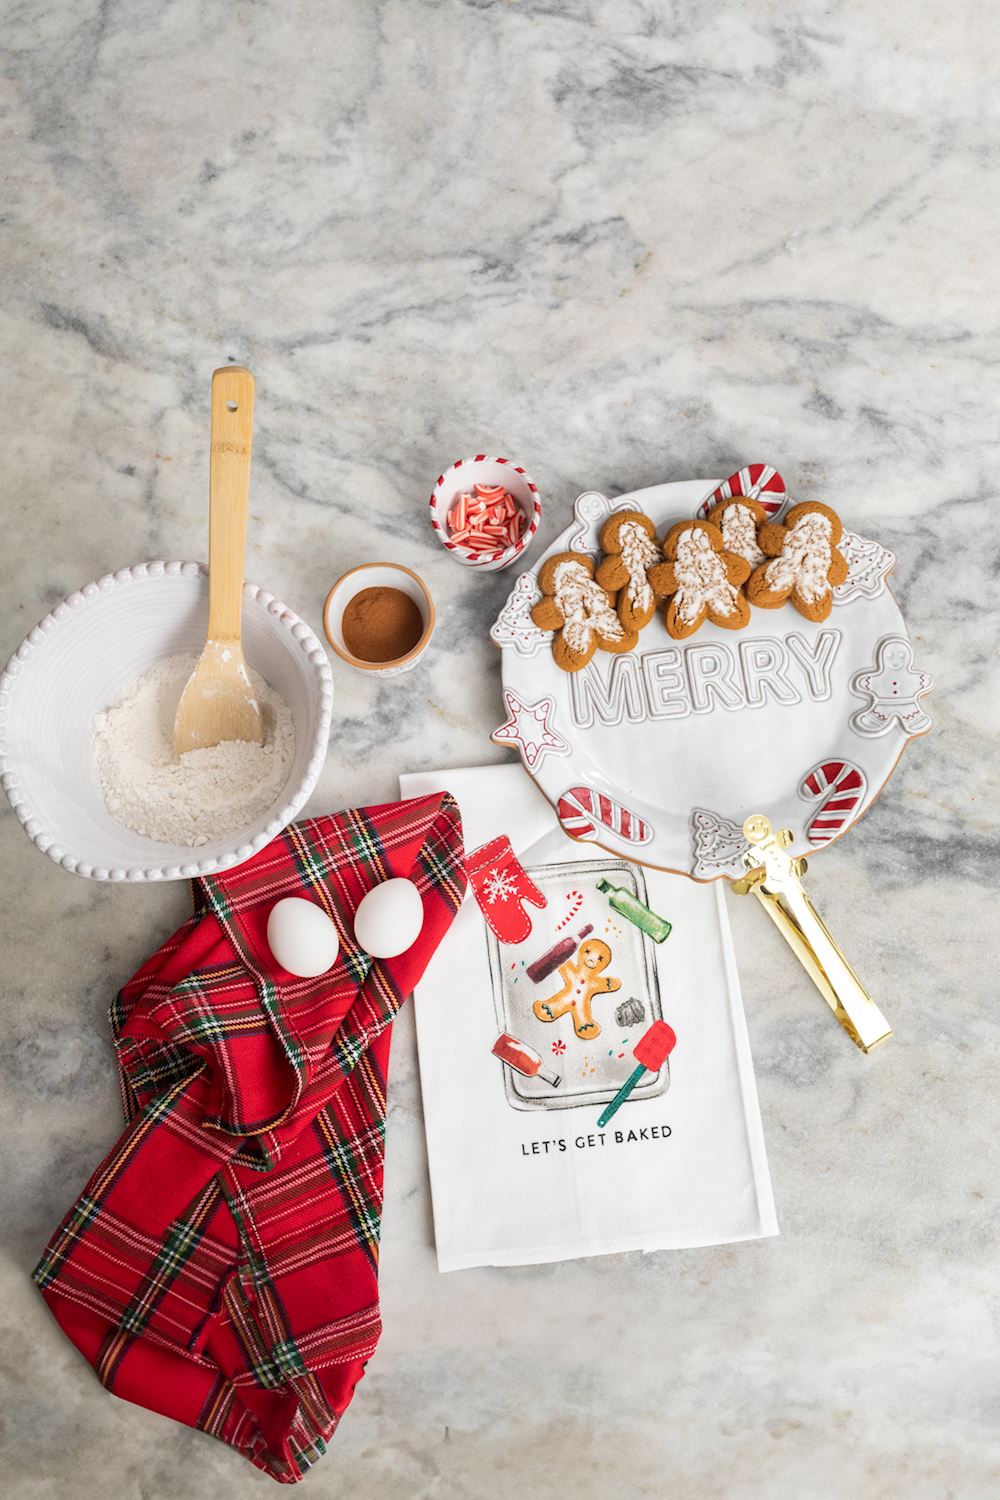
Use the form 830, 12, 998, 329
705, 495, 768, 568
530, 552, 638, 672
595, 510, 664, 632
648, 520, 751, 639
466, 835, 547, 944
747, 501, 848, 622
482, 867, 519, 903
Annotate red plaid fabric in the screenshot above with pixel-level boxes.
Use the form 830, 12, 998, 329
34, 793, 465, 1483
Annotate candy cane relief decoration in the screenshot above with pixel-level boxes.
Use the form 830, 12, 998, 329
557, 786, 652, 846
798, 759, 868, 846
697, 464, 787, 521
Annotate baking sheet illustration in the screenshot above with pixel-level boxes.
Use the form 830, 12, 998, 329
485, 857, 669, 1112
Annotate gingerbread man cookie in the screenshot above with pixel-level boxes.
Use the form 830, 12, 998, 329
705, 495, 768, 568
647, 520, 751, 640
595, 510, 664, 632
530, 552, 638, 672
532, 937, 621, 1040
747, 501, 848, 622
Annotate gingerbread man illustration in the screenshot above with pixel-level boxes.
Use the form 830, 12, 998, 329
850, 635, 933, 737
532, 938, 621, 1040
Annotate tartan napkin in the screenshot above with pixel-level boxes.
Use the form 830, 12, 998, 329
33, 794, 465, 1484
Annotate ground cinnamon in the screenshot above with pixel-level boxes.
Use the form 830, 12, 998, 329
341, 586, 424, 663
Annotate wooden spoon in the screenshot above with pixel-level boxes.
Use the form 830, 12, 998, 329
173, 366, 264, 755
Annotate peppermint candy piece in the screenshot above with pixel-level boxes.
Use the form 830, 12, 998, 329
798, 758, 867, 845
697, 464, 787, 521
557, 786, 652, 845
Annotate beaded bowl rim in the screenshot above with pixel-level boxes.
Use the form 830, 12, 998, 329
0, 560, 333, 882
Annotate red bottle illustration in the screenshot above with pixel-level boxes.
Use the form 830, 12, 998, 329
491, 1033, 562, 1087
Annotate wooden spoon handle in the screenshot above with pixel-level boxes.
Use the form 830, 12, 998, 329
208, 366, 255, 642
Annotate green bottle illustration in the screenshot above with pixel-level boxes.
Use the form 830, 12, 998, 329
596, 878, 672, 943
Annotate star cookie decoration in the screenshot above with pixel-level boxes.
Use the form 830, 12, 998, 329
492, 689, 570, 770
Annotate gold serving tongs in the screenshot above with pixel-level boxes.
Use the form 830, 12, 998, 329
732, 814, 891, 1053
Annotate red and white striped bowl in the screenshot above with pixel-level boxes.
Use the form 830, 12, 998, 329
428, 455, 542, 573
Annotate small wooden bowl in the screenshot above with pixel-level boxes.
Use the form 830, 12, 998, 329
323, 563, 435, 676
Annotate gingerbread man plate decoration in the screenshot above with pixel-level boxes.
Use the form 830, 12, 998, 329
491, 471, 932, 884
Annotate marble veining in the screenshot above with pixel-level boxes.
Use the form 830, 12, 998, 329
2, 1, 999, 1496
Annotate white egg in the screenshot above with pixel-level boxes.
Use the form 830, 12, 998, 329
353, 877, 424, 959
266, 897, 340, 978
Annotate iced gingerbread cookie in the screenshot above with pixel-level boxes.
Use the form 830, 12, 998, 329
705, 495, 768, 568
530, 552, 638, 673
648, 520, 751, 640
747, 501, 848, 622
595, 510, 664, 632
533, 937, 621, 1040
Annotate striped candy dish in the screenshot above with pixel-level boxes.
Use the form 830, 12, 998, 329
428, 455, 541, 573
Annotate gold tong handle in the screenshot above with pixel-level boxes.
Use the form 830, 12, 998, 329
733, 815, 891, 1053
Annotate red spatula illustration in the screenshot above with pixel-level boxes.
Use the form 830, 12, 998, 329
597, 1020, 677, 1127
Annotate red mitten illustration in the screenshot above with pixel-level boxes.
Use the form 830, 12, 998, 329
466, 835, 547, 944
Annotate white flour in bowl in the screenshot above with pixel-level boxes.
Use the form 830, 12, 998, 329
93, 653, 294, 846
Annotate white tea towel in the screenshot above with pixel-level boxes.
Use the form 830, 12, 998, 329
400, 764, 777, 1271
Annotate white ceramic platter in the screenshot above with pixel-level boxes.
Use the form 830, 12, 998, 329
491, 480, 932, 882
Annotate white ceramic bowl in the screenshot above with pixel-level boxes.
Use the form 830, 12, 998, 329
0, 562, 333, 881
323, 562, 436, 677
428, 455, 541, 572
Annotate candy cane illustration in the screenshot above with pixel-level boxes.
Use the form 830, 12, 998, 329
697, 464, 787, 520
554, 889, 584, 932
557, 786, 652, 845
798, 759, 868, 845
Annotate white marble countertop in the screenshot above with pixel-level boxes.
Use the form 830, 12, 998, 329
2, 3, 998, 1496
